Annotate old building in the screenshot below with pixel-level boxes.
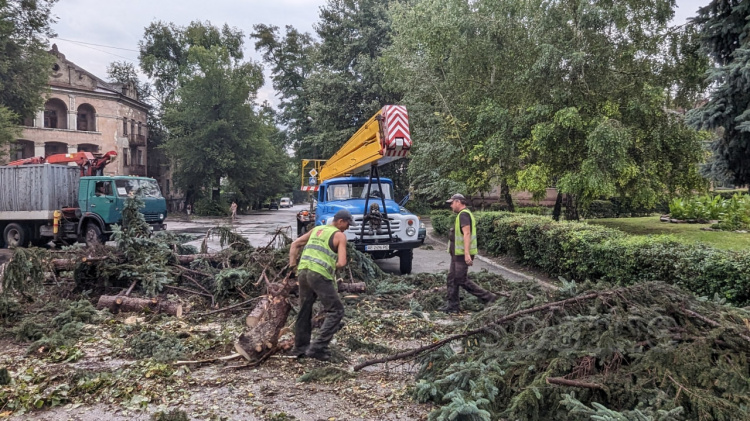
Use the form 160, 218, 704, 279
10, 45, 149, 178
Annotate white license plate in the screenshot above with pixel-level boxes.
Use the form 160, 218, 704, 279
365, 245, 390, 251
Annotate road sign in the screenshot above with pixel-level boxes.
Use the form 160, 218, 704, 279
309, 169, 318, 177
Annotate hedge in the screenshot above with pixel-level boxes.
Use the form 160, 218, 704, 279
429, 210, 750, 306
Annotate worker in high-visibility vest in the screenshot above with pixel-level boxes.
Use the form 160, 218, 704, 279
440, 194, 497, 314
288, 209, 353, 361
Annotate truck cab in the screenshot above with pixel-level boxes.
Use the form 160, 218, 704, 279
71, 176, 167, 244
313, 176, 423, 274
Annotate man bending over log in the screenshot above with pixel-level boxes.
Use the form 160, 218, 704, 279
288, 209, 353, 361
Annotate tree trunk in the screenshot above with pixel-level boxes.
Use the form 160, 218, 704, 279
553, 192, 563, 221
235, 281, 294, 362
564, 194, 579, 221
501, 181, 515, 212
96, 295, 183, 317
338, 282, 366, 293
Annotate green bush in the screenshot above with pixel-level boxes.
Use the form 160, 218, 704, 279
670, 193, 750, 229
585, 200, 616, 218
193, 198, 230, 216
430, 210, 455, 236
515, 206, 551, 216
461, 211, 750, 306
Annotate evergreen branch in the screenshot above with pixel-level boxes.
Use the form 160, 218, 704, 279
545, 376, 605, 390
354, 289, 613, 371
682, 308, 750, 343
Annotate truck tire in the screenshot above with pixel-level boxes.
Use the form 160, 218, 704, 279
84, 223, 104, 247
399, 249, 413, 275
3, 223, 27, 248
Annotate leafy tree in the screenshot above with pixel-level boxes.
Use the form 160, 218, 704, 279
687, 0, 750, 189
251, 24, 317, 152
0, 0, 57, 152
387, 0, 708, 216
139, 21, 287, 204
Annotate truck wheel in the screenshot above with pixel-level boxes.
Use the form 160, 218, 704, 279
84, 223, 103, 247
3, 223, 27, 248
399, 249, 413, 275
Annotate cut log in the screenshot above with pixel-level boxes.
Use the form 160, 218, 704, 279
235, 278, 294, 362
96, 295, 183, 317
338, 282, 366, 293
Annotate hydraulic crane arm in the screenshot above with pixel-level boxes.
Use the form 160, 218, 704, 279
301, 105, 411, 191
7, 150, 118, 176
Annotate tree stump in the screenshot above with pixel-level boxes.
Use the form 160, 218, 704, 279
235, 280, 294, 362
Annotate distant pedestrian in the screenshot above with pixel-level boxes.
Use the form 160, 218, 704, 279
186, 203, 192, 216
439, 194, 496, 314
230, 201, 238, 221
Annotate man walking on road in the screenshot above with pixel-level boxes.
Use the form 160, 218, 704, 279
440, 194, 496, 314
288, 209, 353, 361
230, 201, 238, 222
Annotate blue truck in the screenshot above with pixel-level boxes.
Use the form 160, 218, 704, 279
298, 176, 425, 274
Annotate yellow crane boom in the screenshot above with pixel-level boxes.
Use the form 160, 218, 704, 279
301, 105, 411, 191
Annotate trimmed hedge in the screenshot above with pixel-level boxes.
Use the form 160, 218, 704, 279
429, 210, 750, 306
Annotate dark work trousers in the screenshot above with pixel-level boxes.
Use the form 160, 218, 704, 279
446, 255, 496, 310
294, 269, 345, 353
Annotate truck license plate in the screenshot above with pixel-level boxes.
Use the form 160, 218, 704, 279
366, 245, 389, 251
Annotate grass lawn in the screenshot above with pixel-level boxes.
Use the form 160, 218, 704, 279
587, 216, 750, 251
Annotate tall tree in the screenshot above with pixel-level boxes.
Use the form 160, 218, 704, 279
387, 0, 708, 214
140, 21, 284, 203
687, 0, 750, 188
0, 0, 57, 154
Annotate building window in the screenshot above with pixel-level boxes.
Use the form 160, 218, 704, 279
131, 120, 135, 138
123, 147, 129, 166
77, 104, 96, 131
44, 111, 58, 128
136, 148, 144, 166
43, 98, 67, 129
123, 117, 128, 135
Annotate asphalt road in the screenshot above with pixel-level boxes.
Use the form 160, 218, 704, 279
166, 204, 523, 279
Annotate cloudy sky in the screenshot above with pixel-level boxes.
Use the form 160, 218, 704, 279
48, 0, 710, 107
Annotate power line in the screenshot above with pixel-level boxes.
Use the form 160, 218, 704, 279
51, 37, 138, 62
51, 37, 139, 52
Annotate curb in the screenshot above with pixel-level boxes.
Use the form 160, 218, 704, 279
425, 231, 559, 290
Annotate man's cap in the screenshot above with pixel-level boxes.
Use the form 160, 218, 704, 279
446, 193, 467, 204
333, 209, 354, 223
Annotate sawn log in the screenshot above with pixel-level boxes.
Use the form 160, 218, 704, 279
235, 278, 294, 362
96, 295, 184, 317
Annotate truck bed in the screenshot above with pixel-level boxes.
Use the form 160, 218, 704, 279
0, 164, 80, 213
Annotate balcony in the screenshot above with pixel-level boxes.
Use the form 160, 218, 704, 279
129, 134, 146, 146
128, 165, 147, 176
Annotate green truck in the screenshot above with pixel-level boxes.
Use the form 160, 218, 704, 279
0, 164, 167, 248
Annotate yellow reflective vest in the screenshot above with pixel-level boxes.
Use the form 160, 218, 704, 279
454, 208, 477, 256
298, 225, 339, 280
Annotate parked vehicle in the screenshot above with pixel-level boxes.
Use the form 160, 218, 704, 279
269, 200, 279, 210
0, 152, 167, 248
296, 106, 422, 274
279, 197, 292, 208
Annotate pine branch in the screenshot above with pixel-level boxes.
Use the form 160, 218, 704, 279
354, 289, 612, 371
546, 376, 605, 390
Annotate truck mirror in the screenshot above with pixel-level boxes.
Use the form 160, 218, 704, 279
398, 193, 410, 207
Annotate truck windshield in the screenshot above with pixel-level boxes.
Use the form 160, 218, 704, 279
115, 179, 163, 198
326, 183, 393, 201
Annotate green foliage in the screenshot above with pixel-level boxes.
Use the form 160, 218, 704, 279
297, 367, 354, 384
669, 194, 750, 229
193, 198, 229, 217
1, 248, 47, 298
688, 0, 750, 187
416, 282, 750, 421
456, 211, 750, 306
0, 106, 21, 160
0, 0, 56, 138
126, 331, 186, 362
0, 296, 21, 321
108, 194, 173, 296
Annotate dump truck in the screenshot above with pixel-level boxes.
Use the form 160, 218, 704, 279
0, 152, 167, 248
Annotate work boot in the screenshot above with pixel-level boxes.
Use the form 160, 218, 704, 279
288, 346, 308, 358
305, 347, 331, 361
438, 304, 461, 314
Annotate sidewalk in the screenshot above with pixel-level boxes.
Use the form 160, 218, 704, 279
422, 218, 559, 290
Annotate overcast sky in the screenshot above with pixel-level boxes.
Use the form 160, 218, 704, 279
48, 0, 710, 108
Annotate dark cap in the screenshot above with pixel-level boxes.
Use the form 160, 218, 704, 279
333, 209, 354, 223
446, 193, 467, 204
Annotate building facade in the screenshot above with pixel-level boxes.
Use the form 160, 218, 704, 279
10, 45, 149, 177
